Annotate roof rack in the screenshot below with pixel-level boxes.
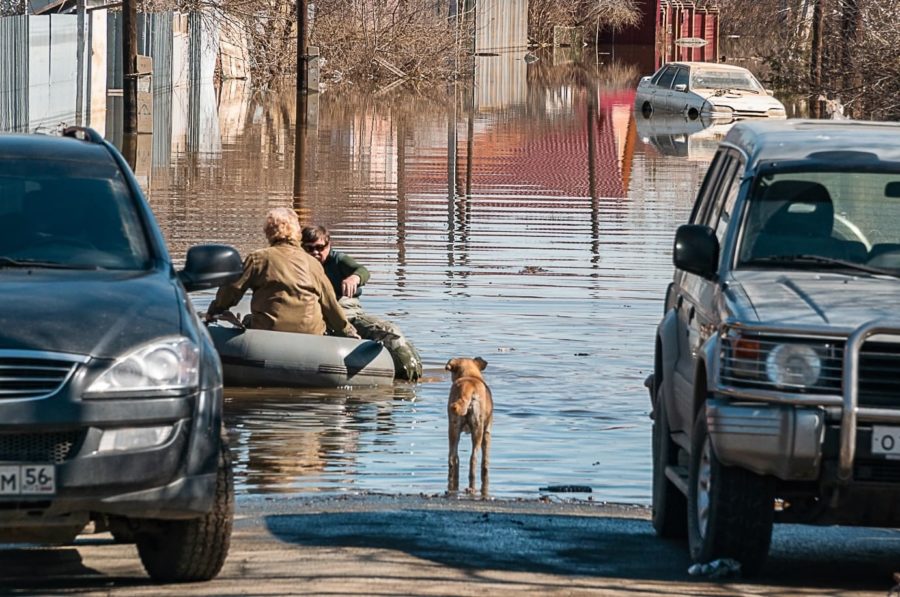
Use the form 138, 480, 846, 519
62, 126, 105, 144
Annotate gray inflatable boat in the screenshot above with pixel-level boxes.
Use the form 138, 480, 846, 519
207, 325, 396, 388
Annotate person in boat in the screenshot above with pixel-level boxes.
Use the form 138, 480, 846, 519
301, 225, 423, 381
205, 208, 359, 339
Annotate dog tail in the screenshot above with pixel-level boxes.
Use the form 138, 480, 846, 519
450, 395, 473, 416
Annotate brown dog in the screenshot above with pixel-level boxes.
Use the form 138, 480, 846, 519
445, 357, 493, 495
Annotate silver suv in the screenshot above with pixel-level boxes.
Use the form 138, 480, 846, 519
650, 119, 900, 574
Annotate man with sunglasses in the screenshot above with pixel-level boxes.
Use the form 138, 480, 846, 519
301, 225, 369, 305
302, 225, 423, 382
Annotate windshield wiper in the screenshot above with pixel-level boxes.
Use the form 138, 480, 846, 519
743, 255, 900, 279
0, 256, 100, 270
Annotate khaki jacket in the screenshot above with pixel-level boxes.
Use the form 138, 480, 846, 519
207, 241, 355, 336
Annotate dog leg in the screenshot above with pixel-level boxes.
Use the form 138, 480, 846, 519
467, 425, 484, 494
480, 425, 491, 497
448, 421, 460, 493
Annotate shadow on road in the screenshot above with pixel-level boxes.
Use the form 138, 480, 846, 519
264, 506, 900, 593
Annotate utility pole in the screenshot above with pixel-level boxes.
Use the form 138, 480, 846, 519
122, 0, 138, 134
809, 0, 825, 118
293, 0, 309, 211
297, 0, 308, 97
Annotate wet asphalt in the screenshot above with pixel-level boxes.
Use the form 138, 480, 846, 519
1, 494, 898, 595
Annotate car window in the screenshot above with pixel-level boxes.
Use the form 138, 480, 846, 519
738, 170, 900, 269
0, 160, 151, 270
691, 69, 764, 93
673, 67, 690, 89
713, 160, 743, 242
690, 151, 728, 224
650, 66, 671, 86
656, 67, 677, 90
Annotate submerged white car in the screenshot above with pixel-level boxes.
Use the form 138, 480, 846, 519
635, 62, 786, 120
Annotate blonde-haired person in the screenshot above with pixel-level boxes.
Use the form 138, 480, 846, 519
206, 208, 359, 338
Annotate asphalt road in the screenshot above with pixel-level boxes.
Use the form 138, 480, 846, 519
1, 495, 898, 596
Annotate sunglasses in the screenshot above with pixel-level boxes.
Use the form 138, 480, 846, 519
303, 242, 328, 252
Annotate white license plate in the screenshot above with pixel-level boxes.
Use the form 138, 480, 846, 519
0, 464, 56, 495
872, 426, 900, 457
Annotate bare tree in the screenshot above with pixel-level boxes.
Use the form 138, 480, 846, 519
717, 0, 900, 119
529, 0, 641, 46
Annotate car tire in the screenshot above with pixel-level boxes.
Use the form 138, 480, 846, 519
652, 384, 687, 538
687, 409, 774, 576
136, 434, 234, 582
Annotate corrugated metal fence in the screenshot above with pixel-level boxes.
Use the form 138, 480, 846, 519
474, 0, 528, 53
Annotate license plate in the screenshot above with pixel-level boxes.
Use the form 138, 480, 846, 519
872, 426, 900, 457
0, 464, 56, 495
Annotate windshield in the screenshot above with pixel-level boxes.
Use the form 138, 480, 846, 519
0, 160, 151, 270
738, 170, 900, 275
691, 69, 764, 93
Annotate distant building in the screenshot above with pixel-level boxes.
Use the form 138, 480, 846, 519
598, 0, 719, 69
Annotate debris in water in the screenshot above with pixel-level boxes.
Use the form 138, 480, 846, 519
687, 558, 742, 579
539, 485, 592, 493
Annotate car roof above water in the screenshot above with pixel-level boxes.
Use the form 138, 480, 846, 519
722, 119, 900, 168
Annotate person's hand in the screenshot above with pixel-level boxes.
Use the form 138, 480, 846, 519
342, 274, 361, 298
345, 325, 361, 340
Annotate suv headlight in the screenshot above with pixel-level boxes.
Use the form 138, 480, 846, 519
86, 337, 199, 396
765, 344, 821, 387
720, 332, 839, 392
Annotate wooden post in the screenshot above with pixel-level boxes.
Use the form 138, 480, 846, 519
809, 0, 825, 118
75, 0, 85, 125
122, 0, 138, 134
297, 0, 307, 95
293, 0, 308, 210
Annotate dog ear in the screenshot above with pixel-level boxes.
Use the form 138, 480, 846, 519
445, 359, 457, 372
475, 357, 487, 370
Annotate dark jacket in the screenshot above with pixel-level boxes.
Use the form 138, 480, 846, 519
323, 250, 370, 299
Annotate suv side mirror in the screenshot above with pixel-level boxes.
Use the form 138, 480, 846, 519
674, 83, 687, 92
179, 244, 243, 292
674, 224, 719, 279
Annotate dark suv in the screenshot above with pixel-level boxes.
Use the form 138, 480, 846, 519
650, 119, 900, 574
0, 128, 243, 582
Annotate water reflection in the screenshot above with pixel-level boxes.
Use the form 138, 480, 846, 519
4, 37, 720, 502
170, 52, 705, 503
635, 113, 738, 161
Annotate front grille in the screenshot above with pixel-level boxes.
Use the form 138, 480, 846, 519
858, 342, 900, 408
720, 336, 900, 408
855, 460, 900, 483
0, 431, 84, 464
719, 336, 842, 394
0, 356, 76, 400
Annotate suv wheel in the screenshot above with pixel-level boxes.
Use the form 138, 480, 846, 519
652, 385, 687, 538
687, 409, 774, 576
136, 434, 234, 582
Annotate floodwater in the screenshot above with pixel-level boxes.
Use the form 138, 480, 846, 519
145, 52, 725, 504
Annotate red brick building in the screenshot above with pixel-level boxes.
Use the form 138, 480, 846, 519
599, 0, 720, 69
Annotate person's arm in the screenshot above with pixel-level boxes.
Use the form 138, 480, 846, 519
315, 263, 359, 338
335, 252, 370, 298
205, 253, 256, 319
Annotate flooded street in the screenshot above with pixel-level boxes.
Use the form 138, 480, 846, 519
141, 54, 713, 504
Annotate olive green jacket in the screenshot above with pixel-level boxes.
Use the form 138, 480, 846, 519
207, 241, 355, 336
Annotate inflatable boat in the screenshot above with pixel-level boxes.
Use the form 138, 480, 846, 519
207, 324, 396, 388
